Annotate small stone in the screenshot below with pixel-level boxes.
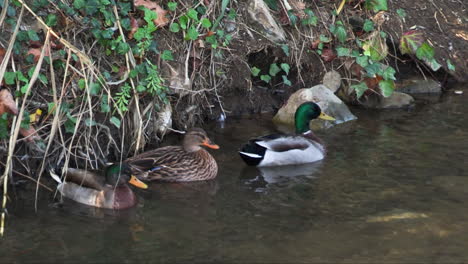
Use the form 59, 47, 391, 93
322, 70, 341, 93
454, 90, 463, 95
380, 92, 414, 108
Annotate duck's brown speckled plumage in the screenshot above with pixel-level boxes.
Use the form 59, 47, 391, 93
125, 128, 219, 182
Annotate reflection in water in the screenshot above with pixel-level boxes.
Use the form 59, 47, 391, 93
240, 162, 323, 191
2, 89, 468, 263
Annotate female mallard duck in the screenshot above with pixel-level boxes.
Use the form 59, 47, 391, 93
125, 127, 219, 182
239, 102, 335, 167
50, 163, 148, 210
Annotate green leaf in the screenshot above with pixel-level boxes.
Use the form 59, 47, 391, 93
280, 63, 290, 75
73, 0, 85, 9
334, 24, 347, 43
363, 19, 374, 32
187, 9, 198, 20
399, 30, 425, 55
416, 42, 434, 60
161, 50, 174, 61
179, 15, 188, 30
251, 66, 261, 77
364, 63, 381, 77
16, 71, 28, 83
85, 118, 97, 127
110, 116, 121, 128
0, 113, 8, 139
260, 75, 271, 83
351, 82, 368, 98
38, 73, 48, 84
282, 75, 292, 86
396, 8, 406, 18
4, 72, 16, 85
364, 0, 388, 12
378, 80, 394, 97
336, 47, 351, 57
89, 82, 101, 96
281, 44, 290, 57
201, 18, 212, 28
447, 59, 456, 72
356, 55, 369, 67
101, 95, 110, 113
382, 66, 396, 80
27, 30, 40, 41
187, 25, 199, 40
363, 33, 388, 61
319, 35, 331, 43
269, 63, 281, 76
167, 2, 177, 11
45, 14, 57, 27
78, 79, 86, 90
169, 23, 180, 33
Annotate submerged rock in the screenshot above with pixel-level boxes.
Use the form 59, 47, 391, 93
248, 0, 286, 42
273, 85, 357, 129
380, 92, 415, 108
398, 78, 442, 94
322, 70, 341, 93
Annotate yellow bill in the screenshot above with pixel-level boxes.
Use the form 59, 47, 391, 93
128, 175, 148, 189
319, 112, 336, 121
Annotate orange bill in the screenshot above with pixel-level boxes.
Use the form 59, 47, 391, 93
202, 139, 220, 149
128, 175, 148, 189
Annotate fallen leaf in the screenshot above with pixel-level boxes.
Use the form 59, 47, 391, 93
128, 16, 139, 39
19, 126, 41, 142
364, 75, 383, 91
134, 0, 169, 27
0, 47, 5, 65
27, 47, 50, 63
0, 89, 19, 115
321, 48, 337, 62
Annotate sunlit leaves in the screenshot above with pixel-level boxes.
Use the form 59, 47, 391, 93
351, 82, 368, 98
378, 80, 394, 97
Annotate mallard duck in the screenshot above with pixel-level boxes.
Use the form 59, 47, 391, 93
125, 127, 219, 182
239, 102, 335, 167
49, 163, 148, 210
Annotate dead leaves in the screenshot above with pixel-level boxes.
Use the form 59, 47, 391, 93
134, 0, 169, 27
0, 89, 18, 116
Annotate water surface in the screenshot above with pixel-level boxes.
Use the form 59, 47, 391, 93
2, 89, 468, 263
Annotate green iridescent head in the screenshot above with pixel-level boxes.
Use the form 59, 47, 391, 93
294, 102, 335, 134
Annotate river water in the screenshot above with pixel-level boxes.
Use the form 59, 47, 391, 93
1, 89, 468, 263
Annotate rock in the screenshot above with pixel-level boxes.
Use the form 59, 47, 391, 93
248, 0, 286, 42
273, 85, 357, 130
380, 92, 414, 108
322, 70, 341, 93
397, 78, 442, 94
154, 103, 172, 137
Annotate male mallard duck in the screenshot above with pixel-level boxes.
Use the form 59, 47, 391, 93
125, 127, 219, 182
50, 163, 148, 210
239, 102, 335, 167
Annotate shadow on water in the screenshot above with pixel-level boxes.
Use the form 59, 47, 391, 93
2, 87, 468, 263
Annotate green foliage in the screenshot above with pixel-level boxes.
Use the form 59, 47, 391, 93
167, 2, 177, 11
363, 19, 374, 32
260, 75, 271, 83
115, 83, 132, 113
399, 30, 425, 55
0, 113, 9, 139
447, 59, 456, 71
351, 82, 368, 99
364, 0, 388, 12
396, 8, 406, 18
281, 44, 290, 57
161, 50, 174, 61
302, 9, 318, 26
45, 14, 57, 27
378, 80, 394, 97
251, 67, 261, 77
269, 63, 281, 76
330, 21, 347, 43
110, 116, 121, 128
280, 63, 290, 74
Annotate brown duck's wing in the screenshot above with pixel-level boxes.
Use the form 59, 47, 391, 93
125, 146, 187, 174
63, 168, 105, 191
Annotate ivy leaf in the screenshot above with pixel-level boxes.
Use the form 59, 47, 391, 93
187, 25, 199, 40
396, 8, 406, 19
378, 80, 394, 97
281, 44, 290, 57
27, 30, 40, 41
4, 72, 16, 85
363, 19, 374, 32
179, 15, 188, 30
169, 23, 180, 32
187, 9, 198, 20
415, 42, 434, 60
251, 66, 261, 77
399, 30, 425, 55
351, 82, 368, 98
269, 63, 281, 76
282, 75, 292, 86
364, 63, 381, 77
333, 23, 347, 43
362, 32, 388, 61
167, 2, 177, 11
336, 47, 351, 57
78, 79, 86, 90
382, 66, 396, 80
201, 18, 212, 28
161, 50, 173, 61
45, 14, 57, 27
447, 59, 456, 72
260, 75, 271, 83
364, 0, 388, 12
280, 63, 290, 75
356, 55, 369, 67
110, 116, 121, 128
73, 0, 85, 9
89, 82, 101, 96
85, 118, 97, 127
